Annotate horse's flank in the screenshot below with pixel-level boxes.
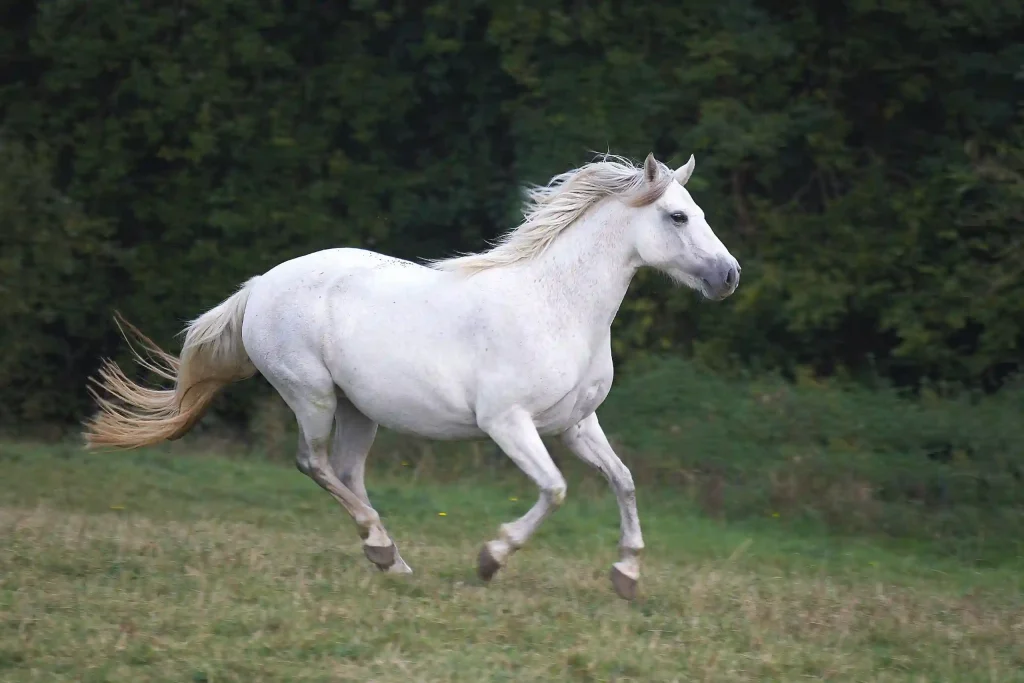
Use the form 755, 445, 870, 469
429, 155, 674, 275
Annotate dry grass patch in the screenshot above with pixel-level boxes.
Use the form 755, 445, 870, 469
2, 503, 1022, 682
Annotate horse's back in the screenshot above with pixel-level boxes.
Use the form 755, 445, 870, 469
258, 247, 422, 282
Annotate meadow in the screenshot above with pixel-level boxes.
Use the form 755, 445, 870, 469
2, 361, 1023, 681
2, 4, 1020, 680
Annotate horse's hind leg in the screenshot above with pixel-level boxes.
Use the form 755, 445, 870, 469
271, 371, 399, 571
330, 395, 412, 574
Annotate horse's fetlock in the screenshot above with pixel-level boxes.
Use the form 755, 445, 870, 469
498, 523, 524, 550
620, 540, 644, 556
546, 482, 568, 507
357, 512, 382, 532
363, 524, 390, 549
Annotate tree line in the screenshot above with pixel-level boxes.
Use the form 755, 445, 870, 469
1, 0, 1021, 426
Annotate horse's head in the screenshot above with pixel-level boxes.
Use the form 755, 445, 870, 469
629, 153, 740, 300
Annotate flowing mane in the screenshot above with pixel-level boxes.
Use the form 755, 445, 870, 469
429, 155, 674, 274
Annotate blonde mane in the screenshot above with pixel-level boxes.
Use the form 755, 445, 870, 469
430, 155, 674, 274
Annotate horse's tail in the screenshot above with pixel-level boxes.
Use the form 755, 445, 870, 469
83, 277, 261, 450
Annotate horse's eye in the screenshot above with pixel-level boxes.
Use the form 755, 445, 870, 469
670, 211, 688, 224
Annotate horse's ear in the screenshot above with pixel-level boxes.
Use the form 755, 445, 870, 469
674, 154, 696, 185
643, 152, 659, 183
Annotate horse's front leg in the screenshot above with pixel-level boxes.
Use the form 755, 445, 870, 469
561, 413, 644, 600
477, 409, 568, 582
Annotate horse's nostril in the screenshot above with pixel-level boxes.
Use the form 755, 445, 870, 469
725, 267, 737, 287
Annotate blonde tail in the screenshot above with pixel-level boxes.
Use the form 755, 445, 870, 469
83, 277, 261, 450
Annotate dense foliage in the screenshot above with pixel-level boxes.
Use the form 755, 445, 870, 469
1, 0, 1021, 425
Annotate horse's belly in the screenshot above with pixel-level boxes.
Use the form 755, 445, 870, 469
331, 357, 486, 439
326, 333, 485, 440
344, 385, 486, 441
334, 342, 611, 440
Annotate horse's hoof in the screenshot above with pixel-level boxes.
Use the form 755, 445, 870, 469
477, 544, 502, 581
363, 542, 397, 570
610, 564, 638, 601
386, 556, 414, 574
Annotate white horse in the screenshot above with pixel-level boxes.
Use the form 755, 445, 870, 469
84, 152, 740, 600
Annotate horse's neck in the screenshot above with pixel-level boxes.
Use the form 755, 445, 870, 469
523, 202, 638, 335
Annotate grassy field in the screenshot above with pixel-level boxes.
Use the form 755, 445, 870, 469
1, 440, 1022, 682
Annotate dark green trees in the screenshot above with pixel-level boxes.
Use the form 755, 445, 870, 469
1, 0, 1020, 424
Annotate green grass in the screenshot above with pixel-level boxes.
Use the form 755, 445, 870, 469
2, 440, 1022, 682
